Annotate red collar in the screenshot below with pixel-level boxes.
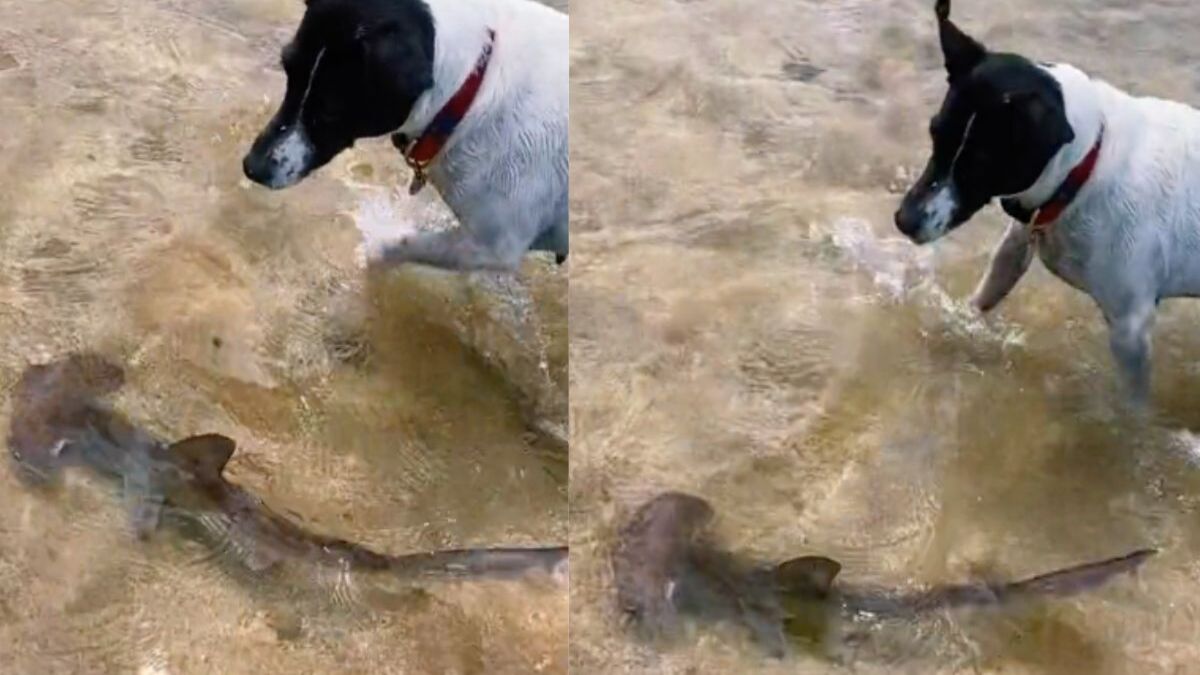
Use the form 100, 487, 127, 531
1001, 126, 1104, 231
395, 29, 496, 194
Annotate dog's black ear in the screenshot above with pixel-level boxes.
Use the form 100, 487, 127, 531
359, 22, 434, 107
1003, 90, 1075, 149
936, 0, 985, 81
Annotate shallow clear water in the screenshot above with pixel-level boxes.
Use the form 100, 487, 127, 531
571, 0, 1200, 673
0, 0, 566, 672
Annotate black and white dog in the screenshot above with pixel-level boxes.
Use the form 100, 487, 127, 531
242, 0, 568, 271
896, 0, 1200, 405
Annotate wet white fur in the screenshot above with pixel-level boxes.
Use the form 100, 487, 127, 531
975, 63, 1200, 403
921, 183, 958, 240
269, 125, 315, 189
265, 49, 326, 189
913, 114, 975, 243
365, 0, 569, 271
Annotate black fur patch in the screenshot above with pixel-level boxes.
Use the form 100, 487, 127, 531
894, 3, 1075, 240
243, 0, 435, 186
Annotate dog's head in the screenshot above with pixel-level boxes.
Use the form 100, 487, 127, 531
242, 0, 435, 189
894, 0, 1075, 243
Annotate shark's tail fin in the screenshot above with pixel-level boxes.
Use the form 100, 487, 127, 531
389, 546, 568, 583
995, 548, 1155, 600
851, 548, 1155, 616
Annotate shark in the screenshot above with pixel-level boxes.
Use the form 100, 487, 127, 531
612, 492, 1154, 659
7, 353, 566, 590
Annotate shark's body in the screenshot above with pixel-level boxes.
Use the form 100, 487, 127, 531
8, 354, 566, 586
614, 492, 1153, 658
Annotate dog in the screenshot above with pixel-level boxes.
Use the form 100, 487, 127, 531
614, 493, 1154, 659
895, 0, 1200, 406
242, 0, 568, 271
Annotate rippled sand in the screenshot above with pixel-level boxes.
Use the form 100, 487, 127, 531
571, 0, 1200, 673
0, 0, 566, 672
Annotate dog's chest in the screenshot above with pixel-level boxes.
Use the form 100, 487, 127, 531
1035, 229, 1091, 293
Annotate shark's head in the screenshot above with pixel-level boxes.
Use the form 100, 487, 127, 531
613, 492, 716, 637
8, 353, 126, 481
614, 493, 848, 658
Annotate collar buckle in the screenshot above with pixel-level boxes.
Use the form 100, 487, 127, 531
403, 141, 428, 195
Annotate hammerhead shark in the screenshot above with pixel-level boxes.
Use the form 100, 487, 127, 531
613, 492, 1154, 659
7, 353, 566, 588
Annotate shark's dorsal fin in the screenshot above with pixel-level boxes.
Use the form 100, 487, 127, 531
775, 556, 842, 597
169, 434, 237, 477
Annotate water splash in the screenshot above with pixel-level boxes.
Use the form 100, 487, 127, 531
351, 187, 454, 269
827, 216, 932, 302
1167, 429, 1200, 467
825, 216, 1025, 349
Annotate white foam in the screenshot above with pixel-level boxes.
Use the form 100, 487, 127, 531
352, 190, 420, 268
1169, 429, 1200, 466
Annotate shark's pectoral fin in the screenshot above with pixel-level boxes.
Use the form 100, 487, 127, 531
129, 500, 163, 540
739, 604, 789, 659
776, 556, 842, 597
169, 434, 237, 477
243, 546, 281, 573
124, 490, 164, 541
226, 521, 283, 573
122, 467, 165, 539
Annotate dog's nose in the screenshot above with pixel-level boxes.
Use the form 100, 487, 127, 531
893, 208, 910, 234
243, 155, 259, 182
893, 202, 923, 239
242, 153, 268, 185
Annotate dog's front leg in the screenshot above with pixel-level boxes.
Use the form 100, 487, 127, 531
371, 225, 528, 272
971, 221, 1034, 313
1106, 305, 1156, 407
386, 227, 519, 271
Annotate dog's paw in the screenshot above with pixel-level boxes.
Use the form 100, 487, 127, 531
969, 285, 1007, 314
